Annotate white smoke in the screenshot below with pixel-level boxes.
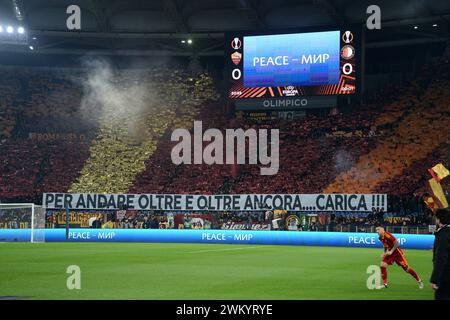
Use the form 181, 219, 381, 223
76, 58, 157, 144
334, 148, 354, 172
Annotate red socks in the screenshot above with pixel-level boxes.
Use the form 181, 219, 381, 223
381, 266, 388, 285
382, 265, 421, 286
405, 267, 420, 281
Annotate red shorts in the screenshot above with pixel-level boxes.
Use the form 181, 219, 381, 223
383, 252, 408, 268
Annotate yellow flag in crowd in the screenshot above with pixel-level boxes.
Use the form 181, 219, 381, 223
102, 221, 114, 229
429, 163, 450, 182
423, 195, 439, 212
426, 177, 449, 210
424, 163, 449, 212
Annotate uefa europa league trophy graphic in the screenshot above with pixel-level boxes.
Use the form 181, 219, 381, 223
232, 37, 241, 49
343, 31, 352, 43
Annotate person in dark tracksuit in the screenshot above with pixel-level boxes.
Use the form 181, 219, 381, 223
142, 216, 151, 229
430, 209, 450, 300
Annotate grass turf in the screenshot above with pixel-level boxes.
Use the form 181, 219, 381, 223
0, 242, 434, 300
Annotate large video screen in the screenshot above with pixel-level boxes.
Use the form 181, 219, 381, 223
227, 29, 357, 99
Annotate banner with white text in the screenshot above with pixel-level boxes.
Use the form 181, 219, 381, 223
43, 193, 387, 212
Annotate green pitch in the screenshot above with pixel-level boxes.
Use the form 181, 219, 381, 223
0, 243, 433, 300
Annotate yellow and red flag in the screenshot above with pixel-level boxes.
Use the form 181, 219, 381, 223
426, 178, 449, 210
428, 163, 450, 183
423, 195, 439, 212
423, 163, 449, 212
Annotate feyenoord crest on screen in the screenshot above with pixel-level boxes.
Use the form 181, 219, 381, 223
227, 28, 359, 99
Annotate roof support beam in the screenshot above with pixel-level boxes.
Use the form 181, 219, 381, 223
90, 0, 111, 32
313, 0, 346, 26
10, 0, 25, 22
31, 30, 224, 39
366, 37, 448, 48
163, 0, 189, 33
236, 0, 266, 30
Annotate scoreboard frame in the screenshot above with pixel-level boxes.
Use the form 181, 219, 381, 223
225, 25, 362, 107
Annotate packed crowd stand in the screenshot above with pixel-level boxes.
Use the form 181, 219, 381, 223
5, 206, 427, 234
0, 58, 449, 228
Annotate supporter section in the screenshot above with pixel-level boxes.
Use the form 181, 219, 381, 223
0, 58, 449, 202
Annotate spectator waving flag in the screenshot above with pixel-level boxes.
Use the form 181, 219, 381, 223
428, 163, 450, 183
424, 163, 449, 212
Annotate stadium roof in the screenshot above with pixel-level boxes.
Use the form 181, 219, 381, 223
0, 0, 449, 56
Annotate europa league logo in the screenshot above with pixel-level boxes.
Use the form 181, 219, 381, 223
342, 31, 353, 43
231, 37, 242, 50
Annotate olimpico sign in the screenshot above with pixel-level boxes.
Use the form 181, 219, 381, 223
262, 97, 308, 108
235, 96, 337, 111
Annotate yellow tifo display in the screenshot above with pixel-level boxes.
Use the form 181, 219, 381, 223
69, 72, 219, 194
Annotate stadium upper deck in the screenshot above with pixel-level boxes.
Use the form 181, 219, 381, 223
0, 57, 448, 204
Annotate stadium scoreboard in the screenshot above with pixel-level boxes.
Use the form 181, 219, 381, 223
226, 28, 359, 110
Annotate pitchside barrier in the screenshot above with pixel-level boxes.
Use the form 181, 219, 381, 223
0, 229, 434, 249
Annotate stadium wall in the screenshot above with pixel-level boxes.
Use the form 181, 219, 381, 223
0, 229, 434, 249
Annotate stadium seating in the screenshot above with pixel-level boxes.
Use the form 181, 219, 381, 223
0, 67, 92, 202
324, 57, 450, 194
0, 58, 449, 206
0, 68, 21, 141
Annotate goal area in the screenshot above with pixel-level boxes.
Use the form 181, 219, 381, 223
0, 203, 46, 242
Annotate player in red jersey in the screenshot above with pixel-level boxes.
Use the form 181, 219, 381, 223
375, 223, 424, 289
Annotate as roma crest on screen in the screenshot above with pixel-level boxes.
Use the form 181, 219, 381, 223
231, 51, 242, 65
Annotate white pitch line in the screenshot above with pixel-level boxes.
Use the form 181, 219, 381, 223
186, 246, 263, 254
